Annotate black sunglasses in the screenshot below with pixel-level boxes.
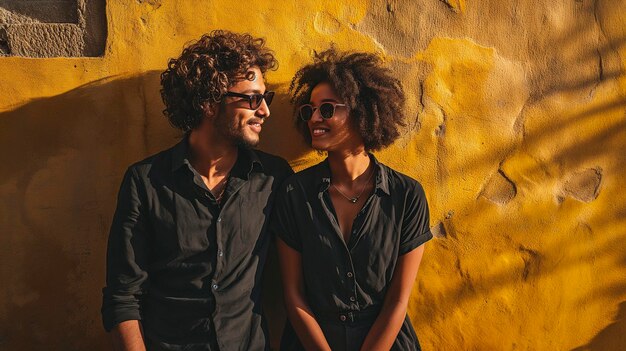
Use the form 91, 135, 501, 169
224, 91, 275, 110
299, 102, 347, 121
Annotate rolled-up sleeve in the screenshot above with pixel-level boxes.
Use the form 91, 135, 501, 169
398, 182, 433, 255
270, 180, 302, 252
101, 166, 149, 331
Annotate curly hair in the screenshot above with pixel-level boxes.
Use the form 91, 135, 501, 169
160, 30, 278, 131
289, 48, 406, 151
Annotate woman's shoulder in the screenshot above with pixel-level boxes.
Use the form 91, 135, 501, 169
378, 162, 427, 196
277, 159, 328, 195
288, 159, 329, 183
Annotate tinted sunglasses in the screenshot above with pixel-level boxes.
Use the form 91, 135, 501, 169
223, 91, 275, 110
299, 102, 347, 121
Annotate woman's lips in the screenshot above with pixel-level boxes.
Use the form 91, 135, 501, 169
311, 128, 330, 137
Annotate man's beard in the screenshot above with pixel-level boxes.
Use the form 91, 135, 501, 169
214, 113, 259, 148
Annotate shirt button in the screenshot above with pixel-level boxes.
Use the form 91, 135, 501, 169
347, 272, 354, 278
217, 217, 222, 222
212, 284, 219, 290
350, 296, 356, 302
339, 314, 347, 322
218, 250, 224, 257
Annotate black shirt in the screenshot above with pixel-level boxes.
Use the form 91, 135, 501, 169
271, 155, 432, 351
101, 137, 293, 351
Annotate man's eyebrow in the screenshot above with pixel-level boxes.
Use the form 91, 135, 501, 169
237, 89, 265, 94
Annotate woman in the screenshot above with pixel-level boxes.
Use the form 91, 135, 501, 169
271, 49, 432, 351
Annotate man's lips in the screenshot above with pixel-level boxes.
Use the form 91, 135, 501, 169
247, 119, 264, 133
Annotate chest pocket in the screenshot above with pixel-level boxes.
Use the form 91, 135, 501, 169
235, 191, 271, 251
150, 192, 213, 257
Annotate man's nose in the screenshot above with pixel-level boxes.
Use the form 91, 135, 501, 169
256, 99, 270, 118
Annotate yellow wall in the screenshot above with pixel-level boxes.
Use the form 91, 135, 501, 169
1, 1, 625, 350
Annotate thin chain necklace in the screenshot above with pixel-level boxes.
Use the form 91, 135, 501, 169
213, 173, 230, 205
331, 166, 375, 204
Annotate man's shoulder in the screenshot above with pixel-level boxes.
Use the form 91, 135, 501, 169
126, 143, 178, 178
251, 149, 293, 176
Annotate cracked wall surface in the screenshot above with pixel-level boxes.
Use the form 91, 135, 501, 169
480, 169, 517, 205
0, 0, 625, 350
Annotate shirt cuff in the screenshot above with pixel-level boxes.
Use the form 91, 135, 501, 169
399, 229, 433, 255
275, 230, 302, 252
102, 307, 142, 332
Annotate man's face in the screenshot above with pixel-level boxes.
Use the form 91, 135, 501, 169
213, 66, 270, 148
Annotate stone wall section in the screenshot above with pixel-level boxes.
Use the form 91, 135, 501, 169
0, 0, 106, 57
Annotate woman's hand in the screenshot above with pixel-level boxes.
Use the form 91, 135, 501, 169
277, 238, 332, 351
359, 244, 426, 351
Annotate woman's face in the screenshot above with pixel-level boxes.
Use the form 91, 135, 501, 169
306, 82, 364, 152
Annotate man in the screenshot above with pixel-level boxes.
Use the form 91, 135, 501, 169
101, 30, 292, 350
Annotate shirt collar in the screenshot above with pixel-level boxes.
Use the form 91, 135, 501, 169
231, 147, 263, 180
171, 134, 190, 172
317, 153, 390, 196
171, 134, 263, 178
371, 153, 391, 195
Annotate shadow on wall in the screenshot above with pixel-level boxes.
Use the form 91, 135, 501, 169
437, 32, 626, 182
572, 300, 626, 351
0, 72, 304, 350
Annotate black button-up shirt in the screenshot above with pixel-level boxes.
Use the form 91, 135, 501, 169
271, 155, 432, 351
101, 137, 293, 351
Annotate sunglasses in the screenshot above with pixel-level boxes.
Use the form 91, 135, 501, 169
299, 102, 347, 121
223, 91, 275, 110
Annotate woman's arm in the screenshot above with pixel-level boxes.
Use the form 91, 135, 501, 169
359, 244, 426, 351
277, 238, 332, 351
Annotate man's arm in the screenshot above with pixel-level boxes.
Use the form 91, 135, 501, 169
277, 238, 332, 351
111, 320, 146, 351
359, 245, 425, 351
102, 167, 150, 348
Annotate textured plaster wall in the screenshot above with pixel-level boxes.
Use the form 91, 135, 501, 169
1, 1, 625, 350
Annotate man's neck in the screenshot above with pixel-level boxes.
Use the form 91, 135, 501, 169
188, 130, 238, 179
327, 148, 371, 185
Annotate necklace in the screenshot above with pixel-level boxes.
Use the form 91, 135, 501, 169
212, 173, 230, 204
331, 166, 375, 204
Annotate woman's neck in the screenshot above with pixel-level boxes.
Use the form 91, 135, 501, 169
327, 148, 371, 184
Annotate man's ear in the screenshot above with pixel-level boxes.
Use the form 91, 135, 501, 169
203, 102, 218, 118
